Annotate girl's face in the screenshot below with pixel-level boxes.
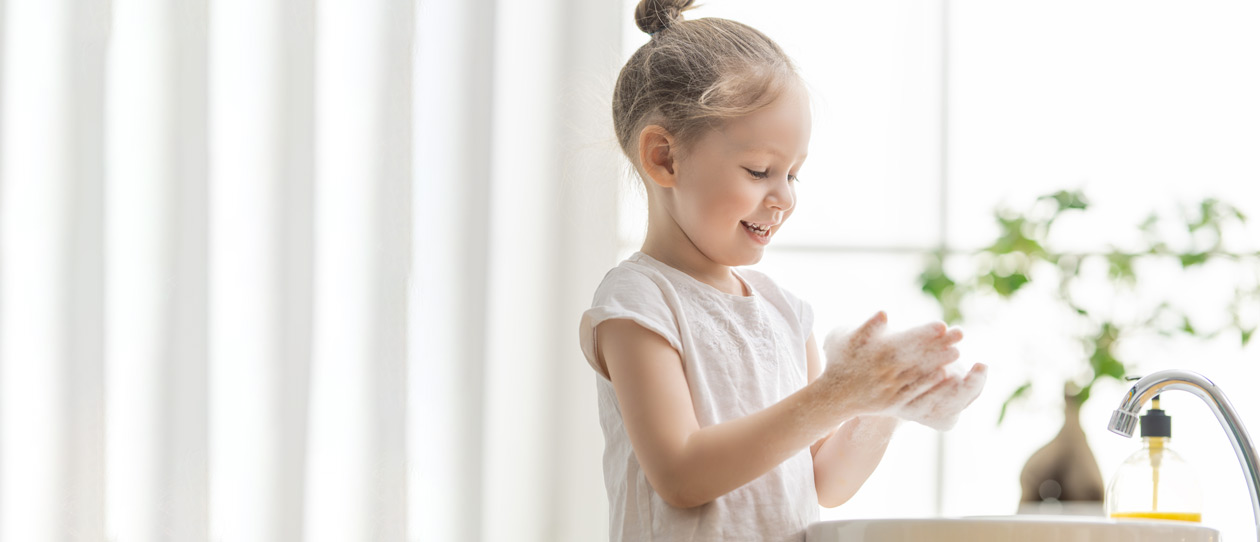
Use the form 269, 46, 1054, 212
669, 81, 811, 267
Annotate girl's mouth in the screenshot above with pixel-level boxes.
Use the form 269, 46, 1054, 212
741, 220, 772, 244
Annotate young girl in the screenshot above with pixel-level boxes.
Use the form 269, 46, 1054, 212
578, 2, 987, 540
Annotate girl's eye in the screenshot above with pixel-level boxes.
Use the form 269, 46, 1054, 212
744, 167, 769, 179
745, 167, 802, 183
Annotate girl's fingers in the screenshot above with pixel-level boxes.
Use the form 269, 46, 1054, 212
852, 311, 888, 345
963, 363, 988, 387
958, 364, 988, 407
922, 346, 960, 369
929, 321, 947, 337
901, 367, 948, 400
942, 327, 963, 345
907, 321, 947, 342
905, 372, 957, 405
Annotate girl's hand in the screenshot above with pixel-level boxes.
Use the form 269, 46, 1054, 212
817, 311, 962, 418
897, 362, 988, 431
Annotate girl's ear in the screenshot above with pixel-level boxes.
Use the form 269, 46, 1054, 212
638, 125, 678, 188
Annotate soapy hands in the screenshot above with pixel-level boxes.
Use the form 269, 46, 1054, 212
819, 311, 986, 430
897, 362, 987, 430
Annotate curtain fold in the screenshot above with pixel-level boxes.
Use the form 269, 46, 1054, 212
549, 1, 626, 538
275, 0, 316, 539
1, 0, 411, 539
166, 0, 210, 539
414, 0, 626, 539
104, 0, 209, 539
0, 1, 110, 540
413, 0, 494, 539
208, 0, 285, 539
305, 0, 410, 540
67, 0, 110, 540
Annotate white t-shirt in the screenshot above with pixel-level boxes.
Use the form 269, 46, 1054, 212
578, 251, 818, 542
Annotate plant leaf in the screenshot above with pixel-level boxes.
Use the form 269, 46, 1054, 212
919, 265, 956, 303
1181, 315, 1196, 335
1090, 349, 1127, 381
1041, 190, 1089, 212
1077, 383, 1093, 405
998, 382, 1033, 425
988, 215, 1047, 259
1106, 251, 1137, 285
1089, 323, 1126, 381
1189, 199, 1219, 232
990, 271, 1030, 297
1179, 252, 1209, 268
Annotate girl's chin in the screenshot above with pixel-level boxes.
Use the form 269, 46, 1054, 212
718, 247, 764, 267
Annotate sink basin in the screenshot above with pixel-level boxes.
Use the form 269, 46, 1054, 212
806, 516, 1220, 541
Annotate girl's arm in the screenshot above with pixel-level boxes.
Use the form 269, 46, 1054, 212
595, 312, 956, 509
597, 319, 864, 509
804, 332, 899, 507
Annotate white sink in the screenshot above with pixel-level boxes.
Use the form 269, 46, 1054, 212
806, 516, 1219, 542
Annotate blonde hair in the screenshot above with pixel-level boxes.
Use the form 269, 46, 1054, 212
613, 0, 801, 170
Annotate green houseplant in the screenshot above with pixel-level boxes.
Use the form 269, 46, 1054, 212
917, 189, 1260, 510
919, 190, 1259, 419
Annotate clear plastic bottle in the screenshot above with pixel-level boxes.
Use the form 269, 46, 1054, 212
1106, 397, 1202, 522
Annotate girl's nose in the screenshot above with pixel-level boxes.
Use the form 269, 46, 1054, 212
766, 177, 795, 212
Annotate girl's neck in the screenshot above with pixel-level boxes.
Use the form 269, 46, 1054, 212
641, 211, 747, 297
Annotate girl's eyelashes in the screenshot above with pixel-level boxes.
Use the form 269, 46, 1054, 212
744, 167, 770, 179
743, 167, 802, 183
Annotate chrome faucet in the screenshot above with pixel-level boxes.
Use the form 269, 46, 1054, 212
1108, 370, 1260, 540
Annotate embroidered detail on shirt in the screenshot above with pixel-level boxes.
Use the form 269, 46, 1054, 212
675, 280, 784, 380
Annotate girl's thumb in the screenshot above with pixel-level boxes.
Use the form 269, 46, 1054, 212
853, 311, 888, 342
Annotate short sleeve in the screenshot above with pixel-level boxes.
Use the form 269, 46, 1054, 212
578, 266, 682, 381
798, 297, 815, 343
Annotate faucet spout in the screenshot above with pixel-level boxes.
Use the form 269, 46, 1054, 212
1109, 370, 1260, 540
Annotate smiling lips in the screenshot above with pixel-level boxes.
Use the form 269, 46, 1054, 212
741, 220, 774, 239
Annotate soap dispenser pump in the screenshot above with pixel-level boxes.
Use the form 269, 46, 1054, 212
1106, 396, 1202, 522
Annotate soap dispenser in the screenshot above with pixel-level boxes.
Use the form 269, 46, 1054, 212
1106, 396, 1202, 521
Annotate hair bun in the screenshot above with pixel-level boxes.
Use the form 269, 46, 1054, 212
635, 0, 695, 36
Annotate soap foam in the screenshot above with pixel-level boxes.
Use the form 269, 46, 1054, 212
894, 363, 987, 431
822, 318, 986, 431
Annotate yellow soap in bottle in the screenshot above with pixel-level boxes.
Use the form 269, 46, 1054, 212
1106, 396, 1202, 522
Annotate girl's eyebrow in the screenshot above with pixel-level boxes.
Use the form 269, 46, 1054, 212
742, 146, 808, 162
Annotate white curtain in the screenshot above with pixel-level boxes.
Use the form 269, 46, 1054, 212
0, 0, 623, 540
415, 0, 623, 539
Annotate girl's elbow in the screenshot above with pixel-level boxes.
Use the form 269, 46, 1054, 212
815, 473, 858, 508
646, 468, 711, 509
659, 482, 713, 509
661, 490, 706, 509
817, 490, 854, 509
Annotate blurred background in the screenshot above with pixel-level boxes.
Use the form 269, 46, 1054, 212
3, 0, 1260, 541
